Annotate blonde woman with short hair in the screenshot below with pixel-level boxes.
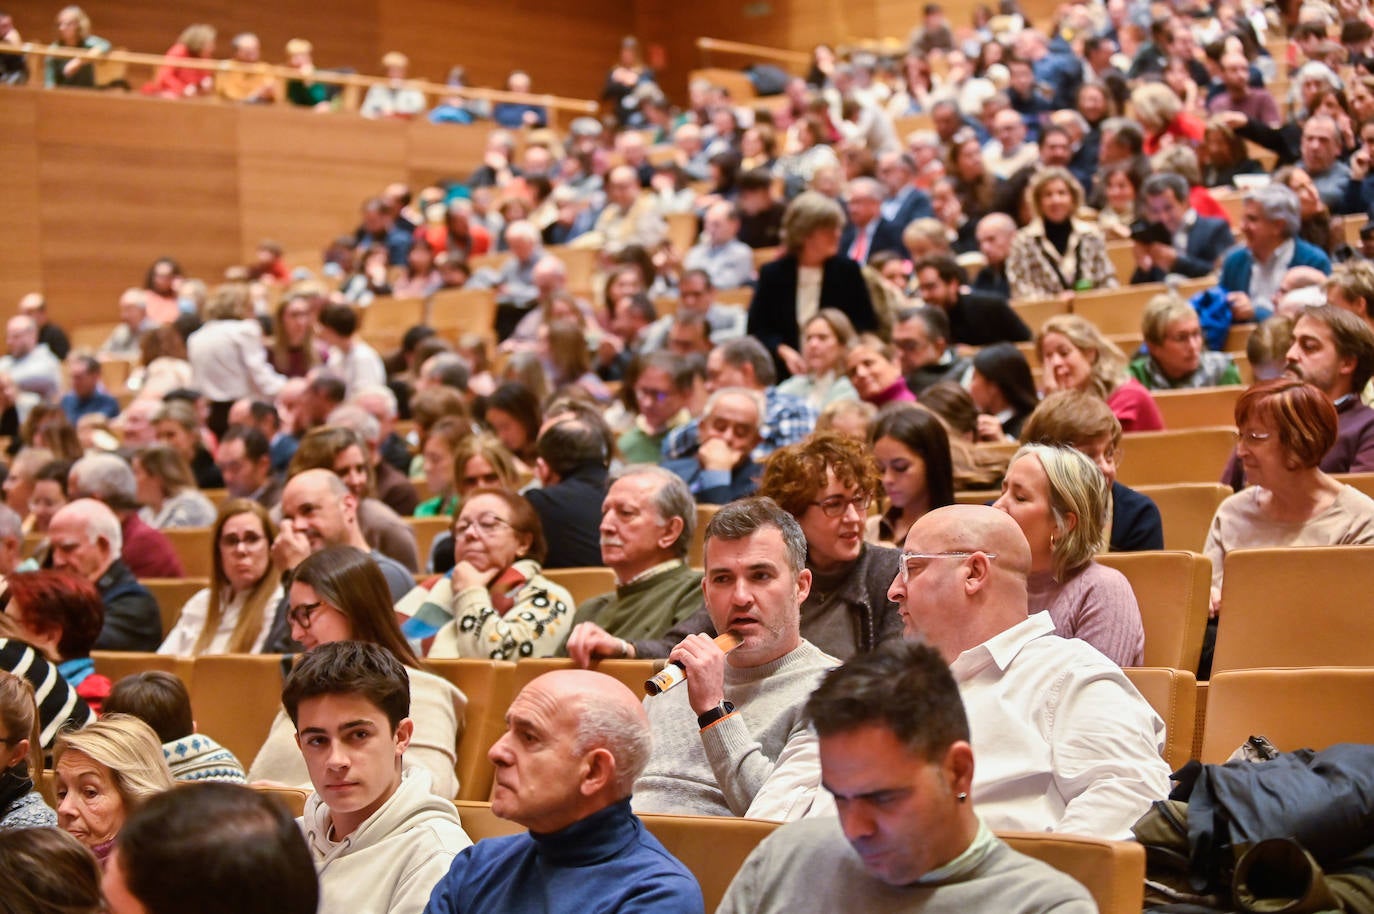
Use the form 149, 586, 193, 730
993, 444, 1144, 666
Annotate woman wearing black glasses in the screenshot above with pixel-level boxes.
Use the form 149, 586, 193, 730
159, 500, 281, 657
247, 545, 466, 798
396, 489, 574, 662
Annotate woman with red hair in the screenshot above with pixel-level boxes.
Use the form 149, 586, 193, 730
5, 570, 109, 710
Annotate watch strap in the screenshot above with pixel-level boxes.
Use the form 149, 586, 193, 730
697, 700, 736, 729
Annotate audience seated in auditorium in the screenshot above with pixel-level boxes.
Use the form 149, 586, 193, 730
54, 714, 175, 866
0, 669, 55, 829
102, 782, 317, 914
251, 546, 465, 796
663, 388, 763, 505
69, 453, 185, 579
719, 642, 1096, 914
103, 670, 245, 783
994, 445, 1145, 666
889, 504, 1170, 838
284, 641, 470, 914
397, 488, 574, 659
158, 499, 281, 656
634, 498, 838, 821
563, 466, 704, 664
426, 668, 704, 913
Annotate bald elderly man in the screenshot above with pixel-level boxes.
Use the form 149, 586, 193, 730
888, 504, 1170, 840
424, 670, 704, 913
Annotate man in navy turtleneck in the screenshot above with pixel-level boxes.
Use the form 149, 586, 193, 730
423, 670, 705, 914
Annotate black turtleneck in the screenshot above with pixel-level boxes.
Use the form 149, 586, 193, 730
1044, 218, 1073, 255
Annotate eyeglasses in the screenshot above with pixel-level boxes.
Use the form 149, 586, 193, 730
220, 532, 266, 550
899, 551, 998, 582
811, 494, 872, 518
1233, 430, 1274, 445
453, 513, 515, 538
288, 601, 325, 630
635, 387, 674, 403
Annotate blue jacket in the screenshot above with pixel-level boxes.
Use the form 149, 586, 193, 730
1218, 238, 1331, 320
662, 456, 759, 506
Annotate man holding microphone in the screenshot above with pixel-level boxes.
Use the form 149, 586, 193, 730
632, 497, 839, 822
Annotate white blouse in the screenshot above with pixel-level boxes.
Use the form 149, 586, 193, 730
158, 582, 282, 656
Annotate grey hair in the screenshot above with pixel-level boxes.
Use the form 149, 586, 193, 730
1100, 117, 1145, 154
1245, 183, 1301, 239
352, 384, 398, 418
703, 386, 766, 433
847, 177, 883, 201
504, 220, 540, 245
1141, 171, 1189, 204
703, 496, 808, 576
569, 695, 653, 796
1051, 109, 1090, 137
421, 353, 471, 390
716, 337, 776, 387
62, 498, 124, 554
70, 454, 138, 509
0, 505, 21, 542
610, 464, 696, 559
326, 404, 381, 445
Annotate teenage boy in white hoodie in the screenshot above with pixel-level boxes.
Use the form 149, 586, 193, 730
284, 641, 471, 914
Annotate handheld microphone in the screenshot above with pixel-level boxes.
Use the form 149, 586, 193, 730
644, 631, 743, 695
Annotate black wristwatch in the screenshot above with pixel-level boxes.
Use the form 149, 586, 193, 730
697, 701, 736, 729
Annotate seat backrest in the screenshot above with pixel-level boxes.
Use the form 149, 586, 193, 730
542, 567, 617, 607
405, 516, 451, 569
1133, 482, 1231, 552
454, 799, 525, 840
189, 654, 290, 766
422, 659, 516, 801
1149, 386, 1244, 430
1116, 427, 1237, 486
1333, 472, 1374, 500
690, 504, 721, 567
1096, 551, 1210, 671
1212, 545, 1374, 674
1000, 831, 1146, 914
1201, 668, 1374, 763
427, 287, 497, 340
638, 812, 781, 911
1009, 298, 1069, 337
254, 784, 311, 818
1123, 667, 1197, 771
1072, 282, 1167, 336
161, 526, 214, 578
91, 651, 195, 690
140, 577, 210, 638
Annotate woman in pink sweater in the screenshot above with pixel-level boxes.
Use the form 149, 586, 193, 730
993, 443, 1145, 666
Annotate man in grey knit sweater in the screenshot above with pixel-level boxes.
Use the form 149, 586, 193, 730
718, 642, 1096, 913
633, 498, 839, 822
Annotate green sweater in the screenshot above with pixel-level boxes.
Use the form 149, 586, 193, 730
558, 563, 704, 652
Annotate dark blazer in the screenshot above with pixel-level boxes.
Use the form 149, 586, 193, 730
971, 264, 1011, 299
885, 186, 934, 229
1131, 216, 1235, 282
839, 218, 907, 263
1110, 481, 1164, 552
748, 254, 878, 379
661, 456, 760, 506
94, 560, 162, 652
946, 291, 1031, 346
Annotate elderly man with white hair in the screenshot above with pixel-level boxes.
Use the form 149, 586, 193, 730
1219, 183, 1333, 324
69, 453, 184, 579
0, 315, 61, 401
472, 219, 544, 339
48, 498, 161, 651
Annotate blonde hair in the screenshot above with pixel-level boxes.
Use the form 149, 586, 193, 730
1026, 167, 1086, 221
178, 23, 216, 55
1131, 82, 1182, 131
54, 714, 175, 810
285, 38, 312, 56
382, 51, 409, 69
1038, 313, 1129, 398
204, 283, 250, 321
0, 671, 43, 784
1010, 443, 1108, 579
1140, 293, 1196, 346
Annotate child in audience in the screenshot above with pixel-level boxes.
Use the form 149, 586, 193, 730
103, 671, 246, 784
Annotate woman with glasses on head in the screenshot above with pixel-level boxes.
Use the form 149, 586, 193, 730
993, 443, 1144, 667
247, 545, 466, 797
158, 500, 281, 656
1202, 379, 1374, 676
397, 489, 574, 660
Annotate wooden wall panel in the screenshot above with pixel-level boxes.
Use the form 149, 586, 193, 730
406, 121, 491, 188
33, 92, 241, 327
236, 106, 406, 264
0, 92, 43, 311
